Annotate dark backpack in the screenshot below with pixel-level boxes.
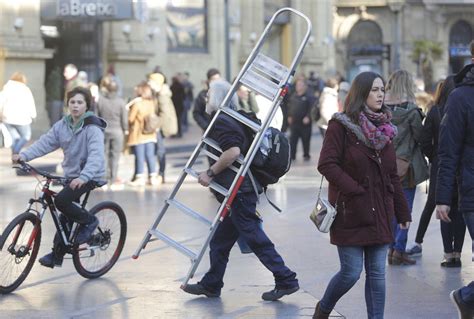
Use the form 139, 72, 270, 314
237, 110, 291, 188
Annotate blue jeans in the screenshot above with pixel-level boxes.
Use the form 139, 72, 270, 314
459, 212, 474, 309
5, 123, 31, 154
390, 187, 416, 252
320, 244, 389, 319
200, 192, 298, 293
133, 142, 157, 176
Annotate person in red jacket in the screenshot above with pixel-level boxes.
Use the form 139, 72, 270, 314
313, 71, 410, 319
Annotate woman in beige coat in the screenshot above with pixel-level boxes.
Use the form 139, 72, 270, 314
127, 81, 159, 186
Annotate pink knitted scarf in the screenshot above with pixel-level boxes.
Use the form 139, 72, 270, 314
359, 106, 397, 150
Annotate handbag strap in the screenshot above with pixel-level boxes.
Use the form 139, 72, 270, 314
317, 125, 347, 208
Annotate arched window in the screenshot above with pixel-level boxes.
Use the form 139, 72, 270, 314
347, 20, 384, 81
450, 20, 472, 47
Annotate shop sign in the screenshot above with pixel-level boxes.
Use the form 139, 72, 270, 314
41, 0, 133, 20
450, 46, 471, 57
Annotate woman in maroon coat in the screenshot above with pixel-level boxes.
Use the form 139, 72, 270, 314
313, 72, 410, 319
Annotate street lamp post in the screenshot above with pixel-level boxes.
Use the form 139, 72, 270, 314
389, 0, 404, 71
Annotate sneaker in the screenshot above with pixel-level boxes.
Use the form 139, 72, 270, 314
75, 217, 99, 244
261, 285, 299, 301
38, 251, 63, 268
406, 242, 422, 256
109, 181, 124, 191
450, 289, 474, 319
149, 175, 163, 186
128, 176, 146, 187
182, 283, 220, 298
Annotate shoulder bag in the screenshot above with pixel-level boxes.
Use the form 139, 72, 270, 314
310, 176, 337, 233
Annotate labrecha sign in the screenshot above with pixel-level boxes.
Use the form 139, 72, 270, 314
41, 0, 133, 20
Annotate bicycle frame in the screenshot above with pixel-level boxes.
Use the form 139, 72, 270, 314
14, 177, 94, 255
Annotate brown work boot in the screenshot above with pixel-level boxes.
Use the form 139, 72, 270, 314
392, 250, 416, 265
313, 301, 330, 319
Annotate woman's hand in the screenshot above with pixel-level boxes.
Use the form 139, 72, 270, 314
436, 205, 451, 223
70, 178, 86, 190
399, 221, 411, 230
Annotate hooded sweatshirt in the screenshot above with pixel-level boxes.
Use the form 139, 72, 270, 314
20, 113, 107, 182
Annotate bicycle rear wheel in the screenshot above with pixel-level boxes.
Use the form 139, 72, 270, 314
0, 212, 41, 294
72, 201, 127, 279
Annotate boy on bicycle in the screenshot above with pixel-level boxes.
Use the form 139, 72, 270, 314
12, 87, 107, 268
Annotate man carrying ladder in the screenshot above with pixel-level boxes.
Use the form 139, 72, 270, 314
182, 79, 299, 301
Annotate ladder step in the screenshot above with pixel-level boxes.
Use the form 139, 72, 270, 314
184, 168, 229, 196
253, 53, 289, 84
166, 199, 211, 226
149, 229, 197, 260
219, 107, 261, 132
241, 68, 280, 101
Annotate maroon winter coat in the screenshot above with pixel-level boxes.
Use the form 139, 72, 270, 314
317, 113, 410, 246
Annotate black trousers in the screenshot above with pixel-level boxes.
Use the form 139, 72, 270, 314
414, 161, 437, 244
55, 182, 96, 225
289, 123, 311, 159
440, 204, 466, 253
52, 182, 96, 257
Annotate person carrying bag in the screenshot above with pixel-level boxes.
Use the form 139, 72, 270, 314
313, 72, 410, 319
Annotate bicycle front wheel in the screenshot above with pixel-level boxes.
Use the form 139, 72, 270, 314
72, 201, 127, 279
0, 212, 41, 294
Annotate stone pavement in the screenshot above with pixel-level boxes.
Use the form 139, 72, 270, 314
0, 122, 472, 318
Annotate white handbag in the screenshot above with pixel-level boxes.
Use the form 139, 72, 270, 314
309, 176, 337, 233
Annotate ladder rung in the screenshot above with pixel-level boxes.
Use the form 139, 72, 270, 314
184, 168, 229, 196
253, 53, 289, 84
166, 199, 211, 226
241, 69, 280, 101
149, 229, 197, 260
202, 138, 245, 164
219, 107, 261, 132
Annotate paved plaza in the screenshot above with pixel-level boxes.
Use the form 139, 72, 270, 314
0, 124, 472, 318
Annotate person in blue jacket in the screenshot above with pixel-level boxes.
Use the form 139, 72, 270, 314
436, 41, 474, 318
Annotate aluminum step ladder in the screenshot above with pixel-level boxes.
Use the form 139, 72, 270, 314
132, 7, 312, 289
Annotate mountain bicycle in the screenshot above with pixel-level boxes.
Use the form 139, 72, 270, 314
0, 161, 127, 294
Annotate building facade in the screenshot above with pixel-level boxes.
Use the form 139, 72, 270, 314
333, 0, 474, 83
0, 0, 472, 136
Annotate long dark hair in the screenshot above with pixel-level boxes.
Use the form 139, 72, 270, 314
435, 75, 456, 114
344, 71, 387, 123
67, 86, 92, 110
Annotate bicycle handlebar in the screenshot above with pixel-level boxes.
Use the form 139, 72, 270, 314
14, 160, 70, 186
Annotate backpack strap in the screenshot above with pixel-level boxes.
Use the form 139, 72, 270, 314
262, 186, 282, 213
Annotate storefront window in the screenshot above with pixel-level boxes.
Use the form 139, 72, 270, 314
166, 0, 207, 53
